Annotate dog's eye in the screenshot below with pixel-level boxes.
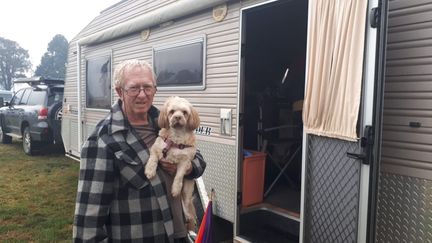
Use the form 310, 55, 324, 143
182, 111, 187, 115
169, 110, 174, 115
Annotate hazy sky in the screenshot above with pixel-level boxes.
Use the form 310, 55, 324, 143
0, 0, 119, 72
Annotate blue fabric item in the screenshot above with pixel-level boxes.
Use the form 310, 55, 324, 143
243, 150, 252, 157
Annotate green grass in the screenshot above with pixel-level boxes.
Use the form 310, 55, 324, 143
0, 140, 79, 242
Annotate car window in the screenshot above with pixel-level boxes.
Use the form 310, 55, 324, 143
0, 91, 12, 102
11, 89, 25, 106
27, 90, 47, 105
47, 89, 63, 105
19, 89, 31, 105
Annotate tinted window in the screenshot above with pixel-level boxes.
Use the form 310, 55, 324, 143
11, 89, 25, 105
153, 38, 204, 88
27, 90, 47, 105
47, 89, 64, 105
19, 89, 32, 105
86, 56, 111, 109
0, 92, 12, 102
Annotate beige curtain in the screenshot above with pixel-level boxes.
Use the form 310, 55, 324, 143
303, 0, 368, 141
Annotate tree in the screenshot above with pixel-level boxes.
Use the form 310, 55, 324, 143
35, 34, 68, 80
0, 37, 32, 90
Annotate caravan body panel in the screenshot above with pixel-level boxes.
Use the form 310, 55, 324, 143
62, 0, 243, 222
61, 0, 432, 242
377, 0, 432, 242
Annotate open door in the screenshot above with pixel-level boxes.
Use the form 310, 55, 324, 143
236, 0, 388, 242
301, 0, 388, 242
237, 0, 307, 242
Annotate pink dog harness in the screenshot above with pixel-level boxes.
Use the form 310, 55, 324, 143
161, 137, 193, 158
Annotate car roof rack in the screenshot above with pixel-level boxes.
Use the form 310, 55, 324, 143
13, 77, 64, 86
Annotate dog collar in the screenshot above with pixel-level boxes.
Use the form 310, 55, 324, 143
161, 137, 193, 158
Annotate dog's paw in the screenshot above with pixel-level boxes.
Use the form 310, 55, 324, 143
144, 164, 156, 179
186, 218, 197, 232
171, 184, 182, 197
145, 170, 156, 179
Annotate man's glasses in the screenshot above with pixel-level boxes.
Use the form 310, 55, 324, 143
123, 86, 156, 97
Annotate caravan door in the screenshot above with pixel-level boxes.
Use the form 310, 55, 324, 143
301, 0, 387, 242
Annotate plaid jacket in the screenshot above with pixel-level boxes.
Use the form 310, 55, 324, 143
73, 100, 206, 243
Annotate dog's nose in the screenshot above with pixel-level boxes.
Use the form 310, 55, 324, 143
174, 115, 181, 120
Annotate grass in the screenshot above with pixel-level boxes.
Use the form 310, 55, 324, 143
0, 140, 79, 242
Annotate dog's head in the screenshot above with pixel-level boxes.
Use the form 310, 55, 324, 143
158, 96, 200, 131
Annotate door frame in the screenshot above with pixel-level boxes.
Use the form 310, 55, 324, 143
235, 0, 307, 240
366, 0, 388, 242
357, 0, 388, 241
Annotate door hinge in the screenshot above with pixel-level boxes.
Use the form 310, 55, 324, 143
370, 7, 380, 28
237, 191, 242, 206
347, 125, 374, 165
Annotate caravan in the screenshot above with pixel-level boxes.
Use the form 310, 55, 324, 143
62, 0, 432, 242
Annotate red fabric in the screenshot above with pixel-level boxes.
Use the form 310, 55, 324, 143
195, 201, 212, 243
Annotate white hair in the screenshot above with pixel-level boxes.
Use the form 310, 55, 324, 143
113, 59, 157, 88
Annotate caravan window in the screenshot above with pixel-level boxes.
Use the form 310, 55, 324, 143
153, 37, 205, 90
86, 56, 111, 109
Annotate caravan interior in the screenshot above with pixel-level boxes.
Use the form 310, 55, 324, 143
239, 0, 308, 241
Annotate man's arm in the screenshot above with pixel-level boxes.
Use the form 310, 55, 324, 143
73, 137, 114, 242
159, 149, 206, 179
185, 149, 206, 179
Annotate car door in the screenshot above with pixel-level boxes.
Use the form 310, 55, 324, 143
15, 89, 32, 134
5, 89, 25, 134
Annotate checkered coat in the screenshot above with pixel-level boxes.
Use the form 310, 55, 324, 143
73, 101, 206, 243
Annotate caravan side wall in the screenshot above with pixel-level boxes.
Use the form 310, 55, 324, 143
62, 0, 270, 222
377, 1, 432, 242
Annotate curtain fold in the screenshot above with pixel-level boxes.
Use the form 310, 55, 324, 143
303, 0, 368, 141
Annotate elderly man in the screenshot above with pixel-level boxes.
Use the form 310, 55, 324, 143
73, 59, 206, 243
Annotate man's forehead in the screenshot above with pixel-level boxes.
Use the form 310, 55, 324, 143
124, 66, 154, 84
125, 65, 152, 76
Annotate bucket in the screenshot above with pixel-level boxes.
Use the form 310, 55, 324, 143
242, 150, 266, 207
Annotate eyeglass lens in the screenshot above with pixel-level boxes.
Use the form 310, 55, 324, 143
124, 86, 155, 96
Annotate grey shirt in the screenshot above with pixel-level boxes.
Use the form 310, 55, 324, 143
134, 123, 188, 239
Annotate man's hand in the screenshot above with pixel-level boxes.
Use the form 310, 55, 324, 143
159, 159, 192, 176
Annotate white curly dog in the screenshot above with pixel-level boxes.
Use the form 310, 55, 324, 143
145, 96, 200, 229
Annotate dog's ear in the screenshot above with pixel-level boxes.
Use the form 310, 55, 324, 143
187, 106, 200, 131
158, 99, 170, 129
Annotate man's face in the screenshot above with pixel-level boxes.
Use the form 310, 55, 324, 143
116, 66, 156, 123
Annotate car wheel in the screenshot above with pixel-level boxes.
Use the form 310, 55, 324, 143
48, 102, 62, 121
23, 126, 35, 155
48, 102, 63, 144
0, 119, 12, 144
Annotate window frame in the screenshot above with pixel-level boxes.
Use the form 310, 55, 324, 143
11, 89, 25, 106
85, 51, 113, 111
19, 89, 32, 105
152, 36, 206, 91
